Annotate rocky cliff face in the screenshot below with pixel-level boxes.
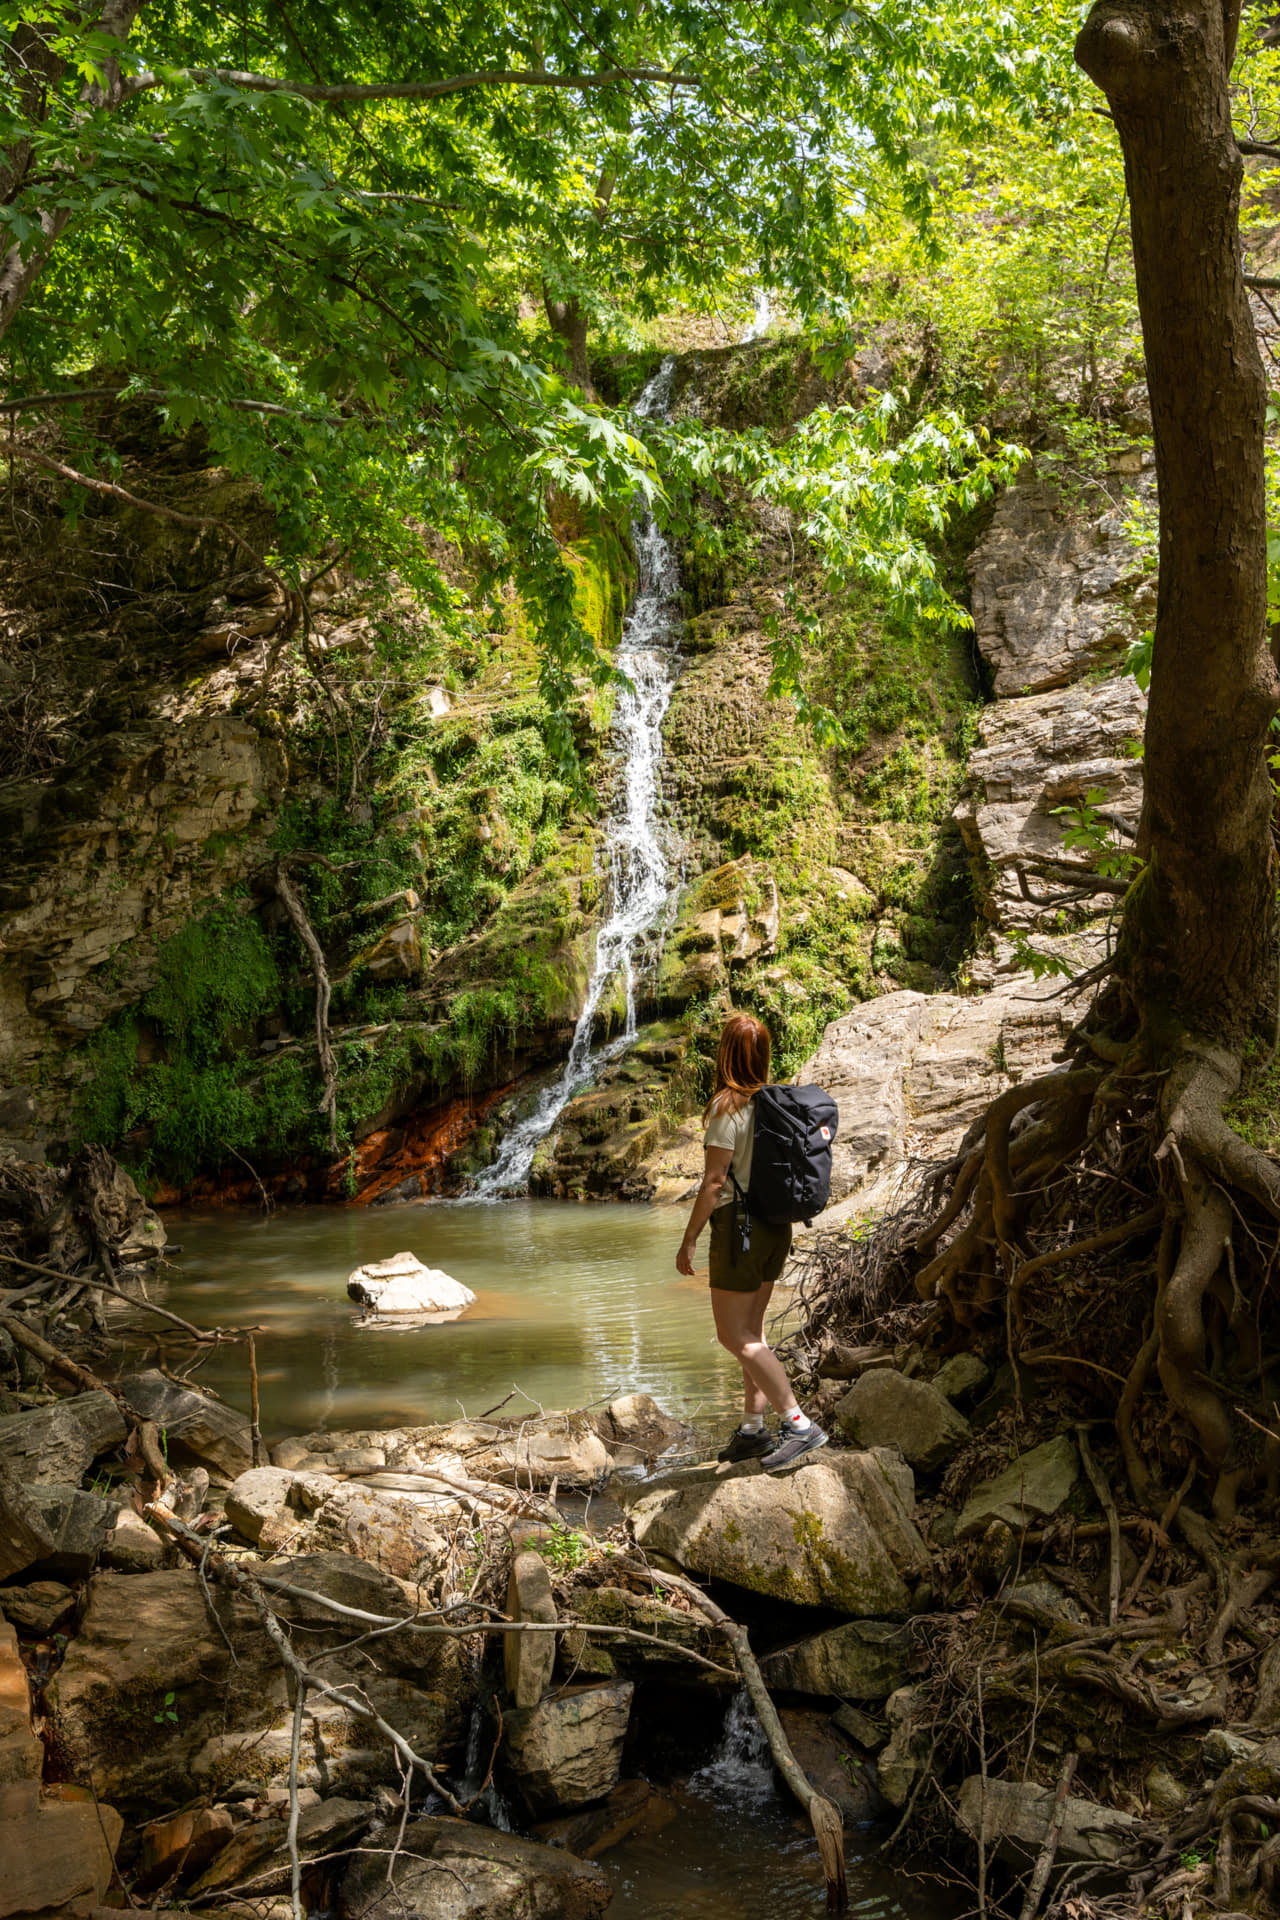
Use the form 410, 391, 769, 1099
802, 459, 1154, 1224
0, 347, 1157, 1204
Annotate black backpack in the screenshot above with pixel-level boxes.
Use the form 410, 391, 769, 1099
729, 1083, 839, 1255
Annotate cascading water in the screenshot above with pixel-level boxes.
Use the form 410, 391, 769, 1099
688, 1691, 776, 1807
469, 359, 681, 1197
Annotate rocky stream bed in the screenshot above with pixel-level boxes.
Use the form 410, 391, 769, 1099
2, 1156, 1278, 1920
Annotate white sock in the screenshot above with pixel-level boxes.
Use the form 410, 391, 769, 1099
740, 1415, 764, 1434
781, 1406, 811, 1433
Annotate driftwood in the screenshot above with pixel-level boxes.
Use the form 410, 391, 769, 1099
646, 1564, 848, 1911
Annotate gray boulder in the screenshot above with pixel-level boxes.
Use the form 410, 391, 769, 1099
24, 1483, 113, 1579
119, 1370, 252, 1479
956, 1774, 1145, 1865
502, 1680, 634, 1816
762, 1620, 918, 1701
0, 1392, 126, 1485
590, 1391, 686, 1456
624, 1448, 928, 1612
931, 1354, 991, 1404
102, 1506, 166, 1573
835, 1370, 970, 1472
224, 1465, 300, 1543
0, 1467, 55, 1580
956, 1435, 1079, 1538
340, 1815, 611, 1920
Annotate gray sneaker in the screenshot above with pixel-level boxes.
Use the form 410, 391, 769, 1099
761, 1423, 828, 1472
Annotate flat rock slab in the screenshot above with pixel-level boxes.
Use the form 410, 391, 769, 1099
957, 1774, 1145, 1865
186, 1796, 373, 1895
0, 1392, 126, 1486
956, 1435, 1080, 1539
761, 1619, 919, 1701
624, 1448, 928, 1611
835, 1371, 970, 1473
120, 1370, 252, 1479
502, 1680, 634, 1816
341, 1814, 611, 1920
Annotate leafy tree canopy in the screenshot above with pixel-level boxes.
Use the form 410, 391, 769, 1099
1, 0, 1079, 737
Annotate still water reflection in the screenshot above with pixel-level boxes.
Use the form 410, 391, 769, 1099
153, 1200, 788, 1439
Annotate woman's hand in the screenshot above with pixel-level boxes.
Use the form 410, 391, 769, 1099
676, 1234, 697, 1277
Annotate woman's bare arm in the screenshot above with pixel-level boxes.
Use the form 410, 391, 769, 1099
676, 1146, 733, 1274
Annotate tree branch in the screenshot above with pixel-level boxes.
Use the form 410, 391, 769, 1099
2, 445, 299, 619
125, 66, 700, 104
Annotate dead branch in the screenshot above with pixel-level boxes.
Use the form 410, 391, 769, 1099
275, 861, 339, 1152
644, 1564, 848, 1911
1020, 1758, 1082, 1920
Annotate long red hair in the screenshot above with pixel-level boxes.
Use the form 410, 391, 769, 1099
704, 1013, 771, 1122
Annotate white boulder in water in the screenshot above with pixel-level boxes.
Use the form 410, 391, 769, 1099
346, 1251, 475, 1319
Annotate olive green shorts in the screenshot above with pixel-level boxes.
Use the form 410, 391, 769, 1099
709, 1207, 792, 1293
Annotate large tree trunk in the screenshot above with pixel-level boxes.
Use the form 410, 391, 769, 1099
1076, 0, 1280, 1052
848, 0, 1280, 1532
541, 287, 594, 397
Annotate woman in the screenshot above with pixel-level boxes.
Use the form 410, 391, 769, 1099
675, 1012, 827, 1470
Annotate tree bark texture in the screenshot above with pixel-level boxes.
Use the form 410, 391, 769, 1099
542, 288, 594, 396
1077, 0, 1280, 1051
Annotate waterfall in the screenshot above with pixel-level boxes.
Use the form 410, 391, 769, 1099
739, 290, 772, 342
468, 358, 681, 1198
689, 1691, 776, 1806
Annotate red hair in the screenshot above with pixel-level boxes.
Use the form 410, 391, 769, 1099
704, 1013, 771, 1122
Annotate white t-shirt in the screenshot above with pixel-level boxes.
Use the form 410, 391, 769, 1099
704, 1098, 754, 1209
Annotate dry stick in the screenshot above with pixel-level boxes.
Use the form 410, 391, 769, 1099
1076, 1428, 1122, 1626
285, 1678, 305, 1920
275, 862, 339, 1152
0, 1310, 114, 1394
248, 1334, 263, 1469
0, 1250, 225, 1340
1121, 1464, 1196, 1616
647, 1566, 848, 1912
151, 1511, 736, 1676
1018, 1751, 1079, 1920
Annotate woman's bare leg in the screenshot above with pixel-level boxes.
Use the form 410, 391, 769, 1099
711, 1284, 795, 1416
